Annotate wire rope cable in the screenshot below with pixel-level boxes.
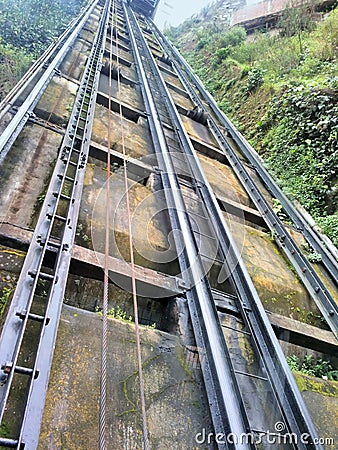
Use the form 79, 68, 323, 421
114, 3, 150, 449
99, 1, 113, 449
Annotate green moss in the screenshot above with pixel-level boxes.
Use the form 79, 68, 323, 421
176, 346, 194, 379
294, 372, 308, 392
238, 333, 255, 366
0, 286, 12, 317
293, 372, 338, 397
118, 353, 161, 417
0, 421, 12, 438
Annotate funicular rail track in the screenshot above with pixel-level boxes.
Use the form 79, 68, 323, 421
0, 0, 102, 166
124, 3, 328, 449
149, 24, 338, 291
0, 0, 336, 448
148, 23, 338, 339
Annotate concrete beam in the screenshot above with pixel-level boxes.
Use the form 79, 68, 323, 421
89, 140, 154, 180
0, 222, 183, 298
89, 140, 265, 228
96, 91, 145, 122
1, 222, 336, 352
217, 193, 267, 228
268, 311, 338, 355
216, 289, 337, 355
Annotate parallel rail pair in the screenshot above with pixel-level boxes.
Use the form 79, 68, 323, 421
0, 0, 110, 447
0, 0, 102, 166
149, 22, 338, 339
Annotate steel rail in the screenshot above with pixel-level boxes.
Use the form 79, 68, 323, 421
129, 11, 324, 449
124, 5, 253, 450
0, 1, 110, 447
150, 24, 338, 287
0, 0, 101, 166
148, 22, 338, 338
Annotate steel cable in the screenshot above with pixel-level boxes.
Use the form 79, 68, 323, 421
114, 3, 150, 449
99, 1, 113, 449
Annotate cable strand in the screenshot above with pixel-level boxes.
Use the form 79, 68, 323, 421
115, 3, 150, 449
99, 1, 114, 449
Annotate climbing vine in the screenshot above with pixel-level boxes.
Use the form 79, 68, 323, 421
259, 83, 338, 218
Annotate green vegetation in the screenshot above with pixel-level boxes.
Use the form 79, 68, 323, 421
293, 371, 338, 396
316, 214, 338, 246
0, 286, 13, 317
0, 0, 87, 54
95, 305, 156, 329
76, 223, 90, 244
287, 354, 338, 380
0, 421, 11, 438
0, 0, 87, 100
170, 5, 338, 244
0, 40, 31, 99
301, 242, 323, 262
96, 305, 133, 323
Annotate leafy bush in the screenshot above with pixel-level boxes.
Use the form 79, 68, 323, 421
215, 47, 230, 62
244, 67, 265, 95
307, 251, 322, 263
218, 26, 246, 48
287, 354, 338, 380
261, 84, 338, 217
0, 0, 86, 56
316, 215, 338, 246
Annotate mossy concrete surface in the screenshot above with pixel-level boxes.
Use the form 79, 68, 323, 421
294, 373, 337, 449
81, 163, 175, 273
181, 114, 218, 148
198, 152, 251, 207
92, 104, 154, 158
227, 221, 324, 324
287, 227, 338, 304
34, 77, 78, 127
0, 124, 62, 227
39, 305, 213, 449
59, 38, 92, 82
98, 75, 143, 109
168, 86, 195, 111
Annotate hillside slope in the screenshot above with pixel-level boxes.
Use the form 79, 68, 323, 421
167, 5, 338, 246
